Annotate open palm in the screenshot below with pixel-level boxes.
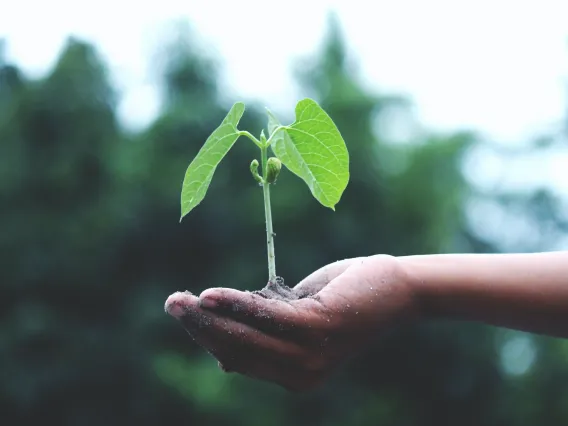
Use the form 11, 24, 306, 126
165, 255, 415, 391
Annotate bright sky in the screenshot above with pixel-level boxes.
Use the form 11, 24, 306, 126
1, 0, 568, 196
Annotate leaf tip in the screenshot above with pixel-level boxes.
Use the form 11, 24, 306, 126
179, 211, 187, 223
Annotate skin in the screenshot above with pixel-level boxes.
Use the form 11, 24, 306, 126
164, 251, 568, 392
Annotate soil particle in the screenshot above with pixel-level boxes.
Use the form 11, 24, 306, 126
251, 276, 302, 302
181, 306, 212, 328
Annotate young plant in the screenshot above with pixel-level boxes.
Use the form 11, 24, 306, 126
179, 98, 349, 288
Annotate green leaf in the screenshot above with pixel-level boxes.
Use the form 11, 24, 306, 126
268, 98, 349, 210
180, 102, 245, 221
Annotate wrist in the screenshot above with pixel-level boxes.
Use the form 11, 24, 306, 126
365, 254, 424, 323
396, 255, 439, 321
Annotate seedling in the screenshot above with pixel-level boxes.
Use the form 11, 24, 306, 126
180, 98, 349, 293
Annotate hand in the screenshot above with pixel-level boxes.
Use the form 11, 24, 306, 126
164, 254, 417, 392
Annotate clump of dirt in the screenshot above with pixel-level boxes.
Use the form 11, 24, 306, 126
252, 276, 303, 302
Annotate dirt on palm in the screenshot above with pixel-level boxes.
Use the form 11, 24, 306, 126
252, 276, 304, 302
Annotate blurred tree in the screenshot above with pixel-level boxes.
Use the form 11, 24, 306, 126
0, 37, 193, 425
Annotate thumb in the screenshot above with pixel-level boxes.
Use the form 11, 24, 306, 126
293, 258, 360, 298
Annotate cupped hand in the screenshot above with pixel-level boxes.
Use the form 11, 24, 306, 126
164, 254, 417, 392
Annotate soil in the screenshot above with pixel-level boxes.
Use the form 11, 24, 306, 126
251, 276, 304, 302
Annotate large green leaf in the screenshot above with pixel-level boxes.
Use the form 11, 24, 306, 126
268, 98, 349, 210
180, 102, 245, 221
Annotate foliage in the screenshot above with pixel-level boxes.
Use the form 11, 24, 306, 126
180, 102, 246, 219
180, 96, 350, 283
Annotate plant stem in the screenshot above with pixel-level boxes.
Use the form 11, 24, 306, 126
265, 125, 287, 146
238, 130, 262, 148
261, 145, 277, 283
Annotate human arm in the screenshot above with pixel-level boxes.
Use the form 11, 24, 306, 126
164, 251, 568, 391
401, 251, 568, 338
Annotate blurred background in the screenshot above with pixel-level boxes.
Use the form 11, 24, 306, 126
1, 1, 568, 425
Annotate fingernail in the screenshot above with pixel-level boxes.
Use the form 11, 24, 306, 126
199, 297, 218, 310
164, 291, 192, 319
165, 300, 185, 319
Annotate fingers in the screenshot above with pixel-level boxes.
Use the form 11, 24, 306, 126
197, 287, 322, 336
165, 292, 303, 370
164, 291, 200, 321
164, 291, 319, 391
191, 260, 360, 337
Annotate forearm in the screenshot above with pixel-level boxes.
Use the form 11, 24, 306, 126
399, 251, 568, 338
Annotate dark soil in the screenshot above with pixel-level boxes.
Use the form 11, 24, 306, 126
252, 276, 304, 302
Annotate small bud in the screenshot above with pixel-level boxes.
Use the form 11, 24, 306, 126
250, 159, 262, 183
260, 129, 267, 145
266, 157, 282, 184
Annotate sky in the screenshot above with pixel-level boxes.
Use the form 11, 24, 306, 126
1, 0, 568, 195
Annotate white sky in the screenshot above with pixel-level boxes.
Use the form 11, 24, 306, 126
1, 0, 568, 196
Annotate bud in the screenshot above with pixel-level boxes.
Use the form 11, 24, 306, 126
266, 157, 282, 184
250, 159, 262, 183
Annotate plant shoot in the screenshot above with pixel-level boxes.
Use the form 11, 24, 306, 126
179, 98, 349, 286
